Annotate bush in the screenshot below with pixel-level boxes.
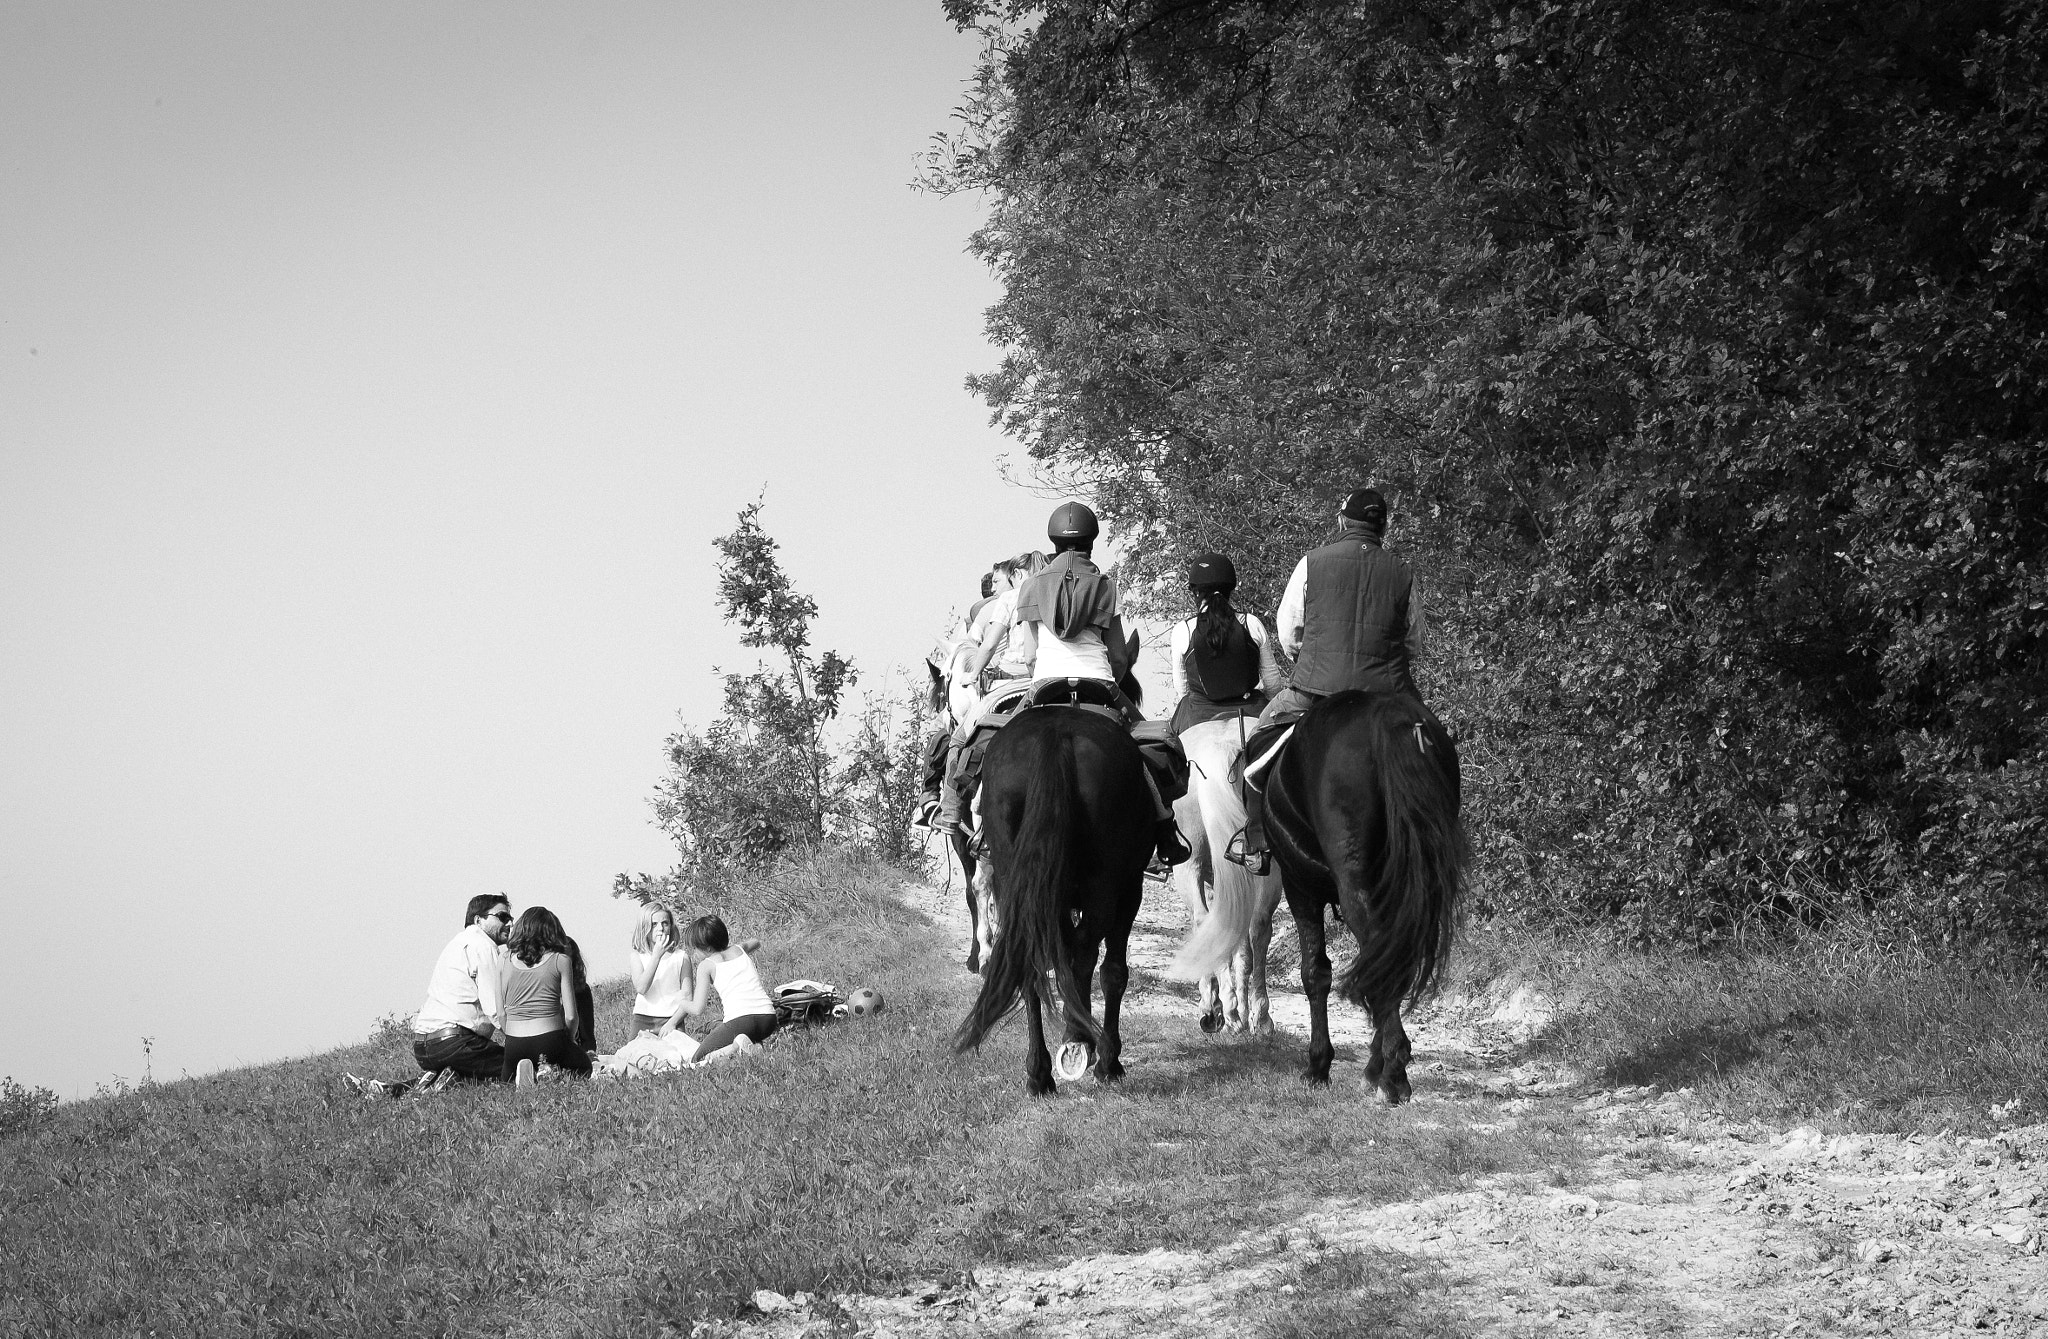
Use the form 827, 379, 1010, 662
0, 1075, 59, 1138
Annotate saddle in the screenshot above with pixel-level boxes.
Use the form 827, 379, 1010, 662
1230, 711, 1304, 790
961, 677, 1188, 807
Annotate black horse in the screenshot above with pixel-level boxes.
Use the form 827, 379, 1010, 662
954, 704, 1154, 1095
1266, 690, 1463, 1102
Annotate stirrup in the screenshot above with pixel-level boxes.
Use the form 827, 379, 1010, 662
1223, 830, 1271, 876
910, 798, 940, 830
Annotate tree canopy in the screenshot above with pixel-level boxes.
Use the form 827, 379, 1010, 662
935, 0, 2047, 954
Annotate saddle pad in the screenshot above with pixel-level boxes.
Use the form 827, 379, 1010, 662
1241, 723, 1296, 785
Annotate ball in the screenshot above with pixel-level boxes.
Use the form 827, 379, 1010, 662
847, 987, 884, 1017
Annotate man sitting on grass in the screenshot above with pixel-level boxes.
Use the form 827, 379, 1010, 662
347, 894, 515, 1098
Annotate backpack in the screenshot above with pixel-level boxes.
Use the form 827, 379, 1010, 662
771, 979, 845, 1026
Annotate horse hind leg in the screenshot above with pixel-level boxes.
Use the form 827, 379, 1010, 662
1367, 999, 1413, 1106
1287, 888, 1336, 1085
1248, 881, 1279, 1037
1023, 971, 1056, 1097
1093, 924, 1130, 1083
1225, 943, 1250, 1033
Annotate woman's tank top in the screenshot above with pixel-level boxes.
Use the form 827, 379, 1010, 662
633, 949, 691, 1016
706, 950, 774, 1019
501, 953, 567, 1023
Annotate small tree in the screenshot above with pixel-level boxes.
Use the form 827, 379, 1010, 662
838, 670, 935, 866
652, 500, 855, 872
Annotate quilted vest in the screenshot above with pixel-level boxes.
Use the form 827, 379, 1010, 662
1289, 532, 1415, 697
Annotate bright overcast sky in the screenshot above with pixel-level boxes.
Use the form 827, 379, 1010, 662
0, 2, 1058, 1096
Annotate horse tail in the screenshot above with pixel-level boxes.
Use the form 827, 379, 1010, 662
953, 724, 1104, 1054
1338, 710, 1463, 1012
1169, 740, 1259, 982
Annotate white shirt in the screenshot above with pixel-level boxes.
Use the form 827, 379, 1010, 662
1168, 612, 1287, 701
632, 949, 692, 1017
973, 587, 1031, 674
1275, 553, 1427, 663
1019, 578, 1122, 681
414, 924, 506, 1035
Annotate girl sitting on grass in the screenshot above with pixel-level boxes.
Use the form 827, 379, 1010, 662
497, 907, 593, 1085
660, 915, 777, 1062
628, 905, 690, 1042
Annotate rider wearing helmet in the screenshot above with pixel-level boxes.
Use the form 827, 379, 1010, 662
1167, 552, 1286, 736
1228, 487, 1428, 871
937, 502, 1192, 867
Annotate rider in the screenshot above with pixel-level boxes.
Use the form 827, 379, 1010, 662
913, 557, 1042, 830
1167, 552, 1286, 736
1228, 487, 1428, 872
936, 502, 1192, 867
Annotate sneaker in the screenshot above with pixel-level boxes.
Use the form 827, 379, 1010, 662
341, 1073, 373, 1098
515, 1058, 536, 1089
732, 1034, 759, 1055
412, 1068, 457, 1097
1143, 857, 1173, 883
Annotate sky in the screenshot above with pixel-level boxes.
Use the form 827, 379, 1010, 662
0, 2, 1061, 1097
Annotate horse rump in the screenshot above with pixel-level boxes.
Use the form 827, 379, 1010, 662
952, 717, 1104, 1055
1330, 696, 1464, 1014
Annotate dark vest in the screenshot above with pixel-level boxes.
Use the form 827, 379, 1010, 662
1289, 532, 1415, 697
1182, 611, 1259, 702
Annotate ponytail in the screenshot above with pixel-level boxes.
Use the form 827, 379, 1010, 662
1193, 588, 1239, 659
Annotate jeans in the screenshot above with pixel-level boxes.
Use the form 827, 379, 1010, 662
412, 1027, 507, 1082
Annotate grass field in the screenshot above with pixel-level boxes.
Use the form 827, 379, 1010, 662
4, 852, 2045, 1337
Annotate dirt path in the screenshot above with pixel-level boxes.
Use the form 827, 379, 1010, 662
741, 876, 2048, 1338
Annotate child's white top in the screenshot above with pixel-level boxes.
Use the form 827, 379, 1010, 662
633, 949, 691, 1016
707, 950, 774, 1019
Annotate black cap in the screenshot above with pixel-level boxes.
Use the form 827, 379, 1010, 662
1047, 501, 1100, 544
1341, 488, 1387, 522
1187, 553, 1237, 589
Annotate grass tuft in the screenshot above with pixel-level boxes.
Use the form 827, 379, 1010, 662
1457, 916, 2048, 1135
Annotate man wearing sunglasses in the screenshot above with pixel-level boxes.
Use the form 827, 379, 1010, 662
410, 894, 515, 1082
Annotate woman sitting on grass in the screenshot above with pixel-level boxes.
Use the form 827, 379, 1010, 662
497, 907, 593, 1085
660, 915, 777, 1062
628, 905, 690, 1041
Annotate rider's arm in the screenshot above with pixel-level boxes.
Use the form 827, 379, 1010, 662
1247, 614, 1287, 695
968, 628, 1004, 681
1276, 557, 1310, 659
1168, 619, 1190, 700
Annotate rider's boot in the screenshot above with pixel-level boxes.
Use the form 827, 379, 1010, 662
1139, 768, 1192, 875
1224, 784, 1272, 875
932, 737, 973, 838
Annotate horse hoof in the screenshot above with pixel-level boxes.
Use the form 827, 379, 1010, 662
1301, 1068, 1331, 1088
965, 957, 981, 976
1199, 1011, 1223, 1034
1093, 1058, 1126, 1083
1054, 1042, 1093, 1082
1380, 1078, 1411, 1106
1027, 1076, 1057, 1098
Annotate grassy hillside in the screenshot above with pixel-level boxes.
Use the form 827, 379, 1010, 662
4, 852, 2045, 1337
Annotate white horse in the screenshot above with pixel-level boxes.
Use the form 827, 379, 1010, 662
926, 635, 1001, 972
1169, 714, 1284, 1034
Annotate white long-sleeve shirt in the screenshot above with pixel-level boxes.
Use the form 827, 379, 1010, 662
1168, 612, 1287, 702
414, 924, 506, 1035
1274, 555, 1427, 664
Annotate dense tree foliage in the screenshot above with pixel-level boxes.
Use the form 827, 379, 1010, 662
934, 0, 2047, 956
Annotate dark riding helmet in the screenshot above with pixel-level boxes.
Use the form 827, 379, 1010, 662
1047, 501, 1100, 545
1187, 552, 1236, 591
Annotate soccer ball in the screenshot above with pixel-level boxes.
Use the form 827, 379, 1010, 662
847, 987, 884, 1017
